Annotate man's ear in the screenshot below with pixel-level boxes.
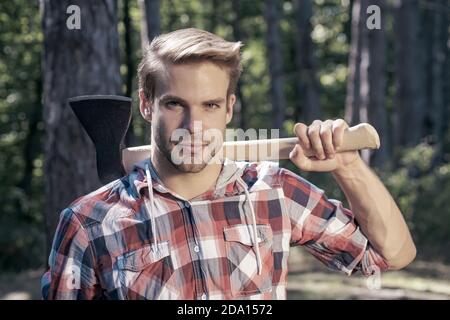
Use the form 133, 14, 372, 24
139, 89, 152, 122
226, 94, 236, 125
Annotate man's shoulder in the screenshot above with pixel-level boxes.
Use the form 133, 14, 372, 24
67, 175, 138, 226
242, 161, 319, 191
239, 161, 286, 189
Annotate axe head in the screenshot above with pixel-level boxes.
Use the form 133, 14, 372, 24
68, 95, 132, 185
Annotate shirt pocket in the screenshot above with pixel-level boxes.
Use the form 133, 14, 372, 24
115, 241, 175, 299
223, 224, 274, 297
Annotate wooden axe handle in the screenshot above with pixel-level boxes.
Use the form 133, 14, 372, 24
122, 123, 380, 174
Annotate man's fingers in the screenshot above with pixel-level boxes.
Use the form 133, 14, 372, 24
289, 144, 337, 172
332, 118, 348, 149
289, 144, 312, 171
320, 120, 335, 159
293, 122, 311, 149
293, 119, 349, 163
308, 120, 325, 160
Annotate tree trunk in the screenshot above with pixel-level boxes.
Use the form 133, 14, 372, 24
18, 78, 42, 198
360, 0, 389, 167
294, 0, 321, 124
123, 0, 137, 147
42, 0, 122, 257
139, 0, 161, 48
344, 0, 354, 43
345, 0, 389, 166
423, 0, 447, 162
393, 0, 426, 149
231, 0, 246, 130
345, 0, 364, 126
443, 1, 450, 157
139, 0, 161, 144
264, 0, 286, 133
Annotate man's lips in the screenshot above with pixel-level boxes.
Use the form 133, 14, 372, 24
176, 143, 209, 153
176, 142, 209, 147
177, 144, 208, 147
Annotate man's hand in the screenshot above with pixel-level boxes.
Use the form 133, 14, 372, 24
289, 119, 360, 172
289, 119, 416, 269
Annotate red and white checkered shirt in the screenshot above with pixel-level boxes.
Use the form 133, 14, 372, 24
42, 158, 388, 300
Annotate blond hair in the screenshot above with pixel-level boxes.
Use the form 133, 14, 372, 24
138, 28, 243, 101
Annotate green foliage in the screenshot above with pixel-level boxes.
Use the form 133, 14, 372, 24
381, 144, 450, 262
0, 1, 45, 271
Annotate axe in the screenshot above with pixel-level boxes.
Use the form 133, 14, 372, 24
69, 95, 380, 185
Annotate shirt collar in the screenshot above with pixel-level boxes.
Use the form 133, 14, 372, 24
129, 158, 249, 200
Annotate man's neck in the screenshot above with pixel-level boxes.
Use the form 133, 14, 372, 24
151, 149, 223, 201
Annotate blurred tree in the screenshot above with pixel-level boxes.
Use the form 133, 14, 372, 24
42, 0, 122, 256
444, 2, 450, 158
123, 0, 137, 147
362, 0, 389, 167
0, 1, 45, 270
293, 0, 322, 124
345, 0, 389, 166
139, 0, 160, 143
423, 0, 448, 163
345, 0, 364, 126
393, 0, 426, 150
207, 0, 220, 33
231, 0, 247, 129
139, 0, 161, 47
264, 0, 286, 132
165, 0, 179, 30
360, 0, 389, 166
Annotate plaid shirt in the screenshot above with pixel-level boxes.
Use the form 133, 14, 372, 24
42, 158, 388, 300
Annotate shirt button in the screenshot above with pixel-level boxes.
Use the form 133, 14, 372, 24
193, 245, 200, 253
201, 294, 207, 300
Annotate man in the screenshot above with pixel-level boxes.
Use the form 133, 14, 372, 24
42, 28, 416, 300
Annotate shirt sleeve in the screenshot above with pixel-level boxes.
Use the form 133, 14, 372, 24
280, 168, 389, 276
42, 208, 103, 299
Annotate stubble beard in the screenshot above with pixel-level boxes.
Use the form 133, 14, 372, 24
154, 121, 217, 173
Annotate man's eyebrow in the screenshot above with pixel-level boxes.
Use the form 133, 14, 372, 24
203, 97, 225, 104
159, 94, 189, 105
159, 95, 225, 105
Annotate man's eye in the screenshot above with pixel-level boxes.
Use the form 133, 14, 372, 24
166, 101, 182, 108
206, 103, 220, 109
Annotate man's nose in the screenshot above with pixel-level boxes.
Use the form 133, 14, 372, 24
183, 108, 204, 134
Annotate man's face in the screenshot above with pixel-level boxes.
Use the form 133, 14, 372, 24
141, 61, 235, 173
